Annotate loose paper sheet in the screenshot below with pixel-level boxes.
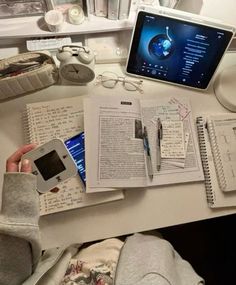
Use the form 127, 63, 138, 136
161, 120, 185, 159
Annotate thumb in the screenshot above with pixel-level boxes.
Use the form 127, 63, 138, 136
21, 159, 32, 173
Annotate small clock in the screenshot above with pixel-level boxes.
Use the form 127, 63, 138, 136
56, 45, 95, 84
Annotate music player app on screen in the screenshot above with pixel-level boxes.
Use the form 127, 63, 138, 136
126, 11, 234, 89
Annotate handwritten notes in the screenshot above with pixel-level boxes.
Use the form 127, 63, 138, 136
156, 105, 180, 121
161, 120, 185, 159
26, 102, 84, 145
25, 97, 85, 215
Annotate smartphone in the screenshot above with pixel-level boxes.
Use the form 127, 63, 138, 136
64, 132, 86, 186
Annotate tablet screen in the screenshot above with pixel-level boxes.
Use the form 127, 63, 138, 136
126, 10, 234, 89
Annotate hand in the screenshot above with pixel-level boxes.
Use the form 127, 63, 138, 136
6, 144, 37, 173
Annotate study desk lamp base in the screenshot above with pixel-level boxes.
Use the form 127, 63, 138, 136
214, 65, 236, 112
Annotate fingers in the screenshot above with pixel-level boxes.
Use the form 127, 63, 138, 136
21, 159, 32, 173
6, 144, 37, 172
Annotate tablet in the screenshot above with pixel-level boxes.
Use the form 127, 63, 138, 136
126, 6, 235, 90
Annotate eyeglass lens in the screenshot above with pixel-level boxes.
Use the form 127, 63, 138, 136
101, 72, 118, 88
124, 80, 139, 91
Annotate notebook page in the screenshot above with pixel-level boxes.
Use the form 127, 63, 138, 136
209, 115, 236, 192
24, 96, 123, 215
196, 115, 236, 208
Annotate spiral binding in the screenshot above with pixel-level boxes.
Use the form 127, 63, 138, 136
22, 106, 35, 144
196, 116, 215, 206
207, 119, 227, 191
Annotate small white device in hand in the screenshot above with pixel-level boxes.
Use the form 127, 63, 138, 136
56, 45, 95, 84
22, 139, 77, 193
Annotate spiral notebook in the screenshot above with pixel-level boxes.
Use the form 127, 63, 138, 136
196, 115, 236, 208
23, 96, 124, 216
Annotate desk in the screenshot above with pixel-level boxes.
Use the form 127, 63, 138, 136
0, 47, 236, 249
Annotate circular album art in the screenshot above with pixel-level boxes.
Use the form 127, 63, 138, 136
148, 26, 174, 59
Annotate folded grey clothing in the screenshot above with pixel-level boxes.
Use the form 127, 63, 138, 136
114, 233, 204, 285
61, 238, 124, 285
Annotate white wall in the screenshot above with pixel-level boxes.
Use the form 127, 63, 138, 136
178, 0, 236, 26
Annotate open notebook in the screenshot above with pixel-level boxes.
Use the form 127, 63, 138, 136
23, 96, 124, 216
84, 95, 204, 190
196, 115, 236, 208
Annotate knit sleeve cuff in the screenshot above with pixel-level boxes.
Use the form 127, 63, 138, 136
1, 172, 39, 225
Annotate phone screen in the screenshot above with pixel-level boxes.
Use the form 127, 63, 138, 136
64, 132, 86, 186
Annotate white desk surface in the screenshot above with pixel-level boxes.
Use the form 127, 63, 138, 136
1, 48, 236, 249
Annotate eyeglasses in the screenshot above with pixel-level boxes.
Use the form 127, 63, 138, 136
95, 71, 143, 93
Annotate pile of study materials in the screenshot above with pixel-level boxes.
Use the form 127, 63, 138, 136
23, 94, 204, 215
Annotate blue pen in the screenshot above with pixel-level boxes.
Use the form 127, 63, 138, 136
143, 126, 153, 180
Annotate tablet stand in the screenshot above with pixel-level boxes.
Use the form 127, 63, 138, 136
214, 65, 236, 112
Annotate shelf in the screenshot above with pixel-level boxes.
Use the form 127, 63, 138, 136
0, 13, 135, 40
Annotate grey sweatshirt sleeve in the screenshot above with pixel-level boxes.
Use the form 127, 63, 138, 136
115, 233, 204, 285
0, 173, 42, 285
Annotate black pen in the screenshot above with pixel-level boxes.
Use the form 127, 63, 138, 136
157, 118, 163, 171
143, 126, 153, 180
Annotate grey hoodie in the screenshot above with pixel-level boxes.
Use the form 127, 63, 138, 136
0, 173, 204, 285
